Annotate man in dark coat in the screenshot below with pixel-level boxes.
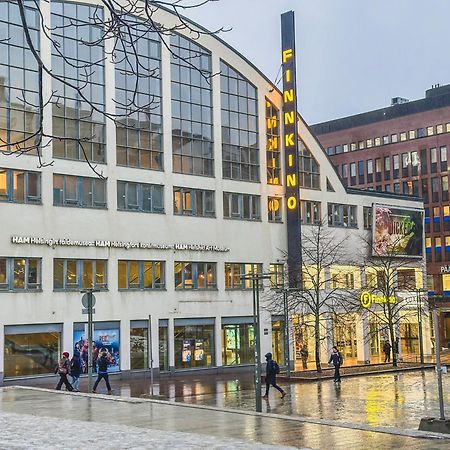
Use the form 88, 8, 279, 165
383, 341, 392, 363
262, 352, 286, 399
92, 350, 112, 395
329, 346, 343, 382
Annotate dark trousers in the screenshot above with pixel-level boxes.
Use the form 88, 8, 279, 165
265, 379, 284, 396
93, 373, 111, 392
333, 365, 341, 381
56, 374, 73, 391
384, 352, 390, 363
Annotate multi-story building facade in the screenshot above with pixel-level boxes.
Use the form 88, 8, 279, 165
0, 1, 428, 383
312, 84, 450, 349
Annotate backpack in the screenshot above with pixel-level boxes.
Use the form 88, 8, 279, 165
273, 361, 280, 374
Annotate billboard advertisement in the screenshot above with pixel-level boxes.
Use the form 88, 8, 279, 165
372, 205, 423, 257
73, 327, 120, 373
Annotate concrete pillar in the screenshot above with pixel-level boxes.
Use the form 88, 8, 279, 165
168, 317, 175, 371
0, 323, 4, 385
120, 320, 130, 372
214, 316, 222, 368
63, 321, 73, 354
356, 311, 370, 364
395, 319, 403, 360
150, 316, 160, 370
321, 315, 333, 364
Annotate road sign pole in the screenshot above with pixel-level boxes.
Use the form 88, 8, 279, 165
148, 314, 154, 396
433, 309, 446, 420
88, 292, 94, 393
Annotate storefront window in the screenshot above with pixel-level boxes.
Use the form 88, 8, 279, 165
400, 323, 418, 355
4, 331, 61, 378
271, 320, 285, 365
222, 323, 254, 365
130, 327, 148, 370
73, 324, 120, 373
159, 324, 169, 371
174, 324, 214, 369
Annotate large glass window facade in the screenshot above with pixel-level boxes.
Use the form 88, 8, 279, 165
174, 323, 215, 369
0, 1, 40, 154
174, 262, 217, 290
266, 100, 281, 185
173, 187, 215, 217
0, 168, 41, 204
130, 327, 148, 370
0, 257, 41, 290
327, 203, 358, 228
171, 34, 213, 176
298, 140, 320, 189
115, 17, 162, 170
159, 321, 169, 372
222, 322, 254, 365
225, 263, 263, 289
4, 329, 61, 378
53, 174, 106, 208
220, 60, 259, 182
53, 258, 107, 290
223, 192, 261, 221
118, 260, 165, 290
117, 181, 164, 213
51, 2, 105, 162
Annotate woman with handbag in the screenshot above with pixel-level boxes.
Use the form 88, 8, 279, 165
55, 351, 74, 391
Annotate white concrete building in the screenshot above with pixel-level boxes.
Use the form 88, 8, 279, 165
0, 1, 428, 383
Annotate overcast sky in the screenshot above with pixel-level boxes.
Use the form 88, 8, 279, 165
186, 0, 450, 125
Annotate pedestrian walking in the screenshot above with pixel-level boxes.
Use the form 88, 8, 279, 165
262, 352, 286, 399
300, 345, 309, 369
383, 341, 392, 363
393, 339, 399, 360
70, 350, 83, 392
329, 346, 343, 382
92, 349, 112, 395
55, 352, 74, 391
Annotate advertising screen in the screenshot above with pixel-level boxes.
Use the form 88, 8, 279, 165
372, 205, 423, 257
73, 328, 120, 373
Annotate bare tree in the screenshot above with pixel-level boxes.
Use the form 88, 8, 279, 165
1, 0, 226, 176
265, 220, 355, 373
352, 232, 427, 367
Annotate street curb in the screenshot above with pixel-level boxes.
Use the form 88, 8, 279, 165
3, 385, 449, 441
278, 364, 435, 382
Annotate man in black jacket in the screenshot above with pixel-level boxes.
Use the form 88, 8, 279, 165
329, 346, 343, 382
262, 352, 286, 399
92, 350, 112, 395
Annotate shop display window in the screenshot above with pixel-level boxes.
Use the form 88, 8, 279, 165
4, 331, 61, 378
130, 327, 148, 370
222, 323, 254, 365
174, 324, 214, 368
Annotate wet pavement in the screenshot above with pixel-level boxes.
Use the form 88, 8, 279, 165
20, 368, 450, 432
0, 386, 449, 449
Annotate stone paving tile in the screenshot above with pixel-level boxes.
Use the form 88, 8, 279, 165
0, 388, 449, 450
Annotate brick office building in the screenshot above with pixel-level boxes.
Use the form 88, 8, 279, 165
312, 84, 450, 349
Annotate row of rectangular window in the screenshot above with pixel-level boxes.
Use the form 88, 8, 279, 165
1, 257, 421, 293
327, 124, 450, 156
340, 147, 447, 186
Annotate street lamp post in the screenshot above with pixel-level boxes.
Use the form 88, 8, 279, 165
81, 288, 99, 393
240, 272, 271, 413
415, 289, 425, 365
432, 308, 446, 420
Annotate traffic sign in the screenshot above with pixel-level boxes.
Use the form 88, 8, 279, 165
82, 308, 95, 315
81, 293, 96, 308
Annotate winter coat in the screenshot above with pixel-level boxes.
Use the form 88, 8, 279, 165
329, 352, 343, 367
70, 354, 83, 377
58, 357, 70, 375
265, 359, 278, 383
97, 354, 109, 374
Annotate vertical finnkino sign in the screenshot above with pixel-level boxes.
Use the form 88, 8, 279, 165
281, 11, 301, 288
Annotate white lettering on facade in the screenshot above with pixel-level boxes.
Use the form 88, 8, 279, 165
10, 236, 230, 253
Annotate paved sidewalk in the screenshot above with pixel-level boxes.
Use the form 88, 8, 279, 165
0, 387, 449, 449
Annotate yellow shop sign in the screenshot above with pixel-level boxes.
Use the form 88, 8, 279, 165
360, 291, 396, 308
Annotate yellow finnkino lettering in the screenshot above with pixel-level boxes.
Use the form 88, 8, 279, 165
287, 196, 297, 209
288, 154, 293, 167
284, 89, 294, 103
285, 70, 291, 83
283, 48, 293, 63
284, 111, 295, 125
285, 133, 295, 147
267, 137, 278, 150
287, 174, 297, 187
